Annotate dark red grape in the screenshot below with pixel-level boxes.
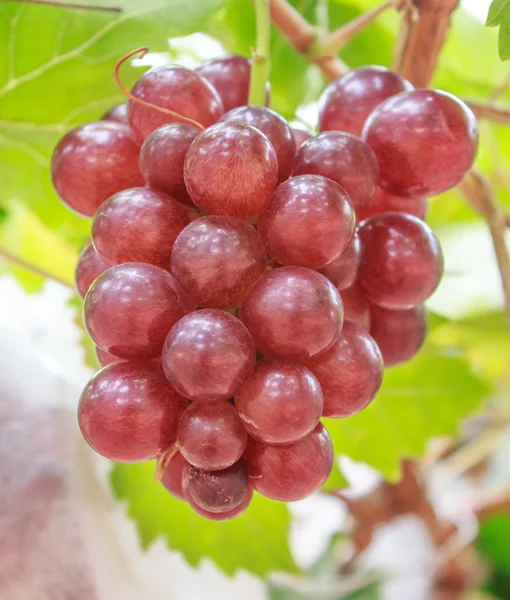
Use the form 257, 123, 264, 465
162, 309, 256, 402
186, 485, 253, 521
358, 213, 443, 309
78, 361, 187, 462
188, 459, 249, 513
319, 66, 413, 136
305, 321, 383, 417
91, 187, 189, 268
102, 103, 129, 124
75, 241, 108, 299
184, 122, 278, 217
291, 126, 313, 149
235, 359, 323, 444
240, 267, 343, 360
178, 401, 247, 470
171, 216, 266, 308
258, 175, 355, 269
362, 90, 478, 196
370, 305, 427, 367
161, 451, 190, 500
85, 263, 192, 359
96, 346, 121, 367
196, 54, 250, 112
358, 187, 427, 221
128, 65, 224, 140
220, 105, 295, 181
341, 284, 371, 330
51, 122, 143, 217
139, 123, 201, 205
244, 423, 333, 501
318, 232, 362, 292
292, 132, 379, 212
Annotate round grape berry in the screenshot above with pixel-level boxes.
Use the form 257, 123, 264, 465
291, 125, 313, 149
171, 216, 266, 309
188, 459, 249, 513
319, 66, 414, 136
162, 309, 256, 402
51, 122, 143, 217
162, 451, 190, 501
78, 361, 187, 462
305, 321, 383, 417
258, 175, 355, 269
184, 122, 278, 217
196, 54, 251, 112
240, 267, 344, 360
75, 241, 108, 299
177, 401, 247, 470
358, 212, 443, 310
102, 103, 129, 124
341, 284, 371, 331
362, 89, 478, 196
128, 65, 224, 140
85, 263, 192, 359
292, 132, 379, 212
92, 187, 189, 268
358, 187, 427, 221
96, 346, 121, 367
244, 423, 334, 501
318, 232, 362, 292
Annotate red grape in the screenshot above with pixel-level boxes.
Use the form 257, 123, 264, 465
358, 187, 427, 221
161, 451, 190, 500
220, 105, 295, 181
292, 132, 379, 212
139, 123, 201, 205
362, 90, 478, 196
96, 346, 121, 367
370, 305, 427, 367
51, 122, 143, 217
78, 361, 187, 462
85, 263, 192, 359
188, 459, 249, 512
196, 54, 250, 112
341, 284, 371, 330
184, 122, 278, 217
177, 401, 247, 470
186, 486, 253, 521
258, 175, 355, 269
319, 66, 413, 136
75, 241, 108, 299
162, 309, 256, 402
91, 187, 189, 268
235, 359, 323, 444
244, 423, 333, 501
358, 213, 443, 309
128, 66, 224, 140
318, 232, 362, 292
240, 267, 343, 360
305, 321, 383, 417
291, 126, 313, 149
102, 103, 129, 124
171, 216, 266, 308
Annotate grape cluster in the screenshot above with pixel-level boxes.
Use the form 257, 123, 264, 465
52, 55, 478, 520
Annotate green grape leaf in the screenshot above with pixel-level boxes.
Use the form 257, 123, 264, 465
326, 342, 491, 483
110, 460, 298, 577
486, 0, 510, 60
0, 0, 224, 244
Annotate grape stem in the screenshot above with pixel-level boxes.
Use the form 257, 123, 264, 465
113, 48, 205, 131
0, 247, 74, 290
155, 442, 179, 482
7, 0, 122, 11
309, 0, 404, 58
393, 0, 460, 87
459, 171, 510, 326
263, 0, 348, 80
465, 100, 510, 128
248, 0, 271, 105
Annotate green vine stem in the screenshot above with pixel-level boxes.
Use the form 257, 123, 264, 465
249, 0, 271, 105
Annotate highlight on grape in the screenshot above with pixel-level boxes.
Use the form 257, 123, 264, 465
52, 56, 478, 520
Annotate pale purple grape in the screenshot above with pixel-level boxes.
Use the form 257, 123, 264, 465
318, 232, 362, 292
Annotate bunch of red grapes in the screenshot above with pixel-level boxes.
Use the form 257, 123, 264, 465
51, 54, 478, 521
